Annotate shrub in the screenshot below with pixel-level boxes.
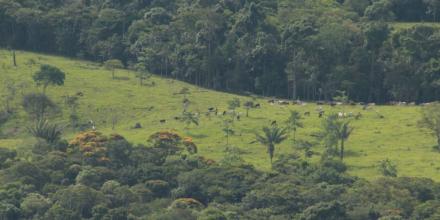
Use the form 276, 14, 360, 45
169, 198, 204, 210
145, 180, 171, 197
379, 159, 398, 177
28, 119, 64, 143
22, 93, 59, 120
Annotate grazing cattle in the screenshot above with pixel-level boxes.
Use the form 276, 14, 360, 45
319, 111, 324, 118
76, 92, 84, 97
88, 120, 96, 130
134, 123, 142, 129
271, 121, 277, 126
254, 103, 261, 108
317, 101, 325, 105
268, 99, 276, 104
278, 100, 289, 105
174, 116, 181, 120
160, 119, 166, 124
304, 112, 310, 116
208, 107, 215, 112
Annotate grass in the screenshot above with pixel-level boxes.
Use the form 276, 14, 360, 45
0, 49, 438, 181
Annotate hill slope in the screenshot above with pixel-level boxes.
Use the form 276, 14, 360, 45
0, 50, 437, 180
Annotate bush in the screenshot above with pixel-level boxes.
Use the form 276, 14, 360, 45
28, 119, 64, 143
22, 93, 59, 120
145, 180, 171, 197
379, 159, 398, 177
169, 198, 204, 210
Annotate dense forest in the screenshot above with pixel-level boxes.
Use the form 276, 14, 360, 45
2, 130, 440, 219
2, 0, 440, 103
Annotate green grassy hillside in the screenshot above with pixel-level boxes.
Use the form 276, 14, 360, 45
0, 50, 437, 180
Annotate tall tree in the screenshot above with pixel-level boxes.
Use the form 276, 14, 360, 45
285, 110, 303, 143
256, 126, 288, 165
32, 65, 65, 94
104, 59, 124, 80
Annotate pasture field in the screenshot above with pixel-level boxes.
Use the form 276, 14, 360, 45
0, 50, 437, 180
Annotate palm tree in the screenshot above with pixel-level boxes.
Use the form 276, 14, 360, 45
286, 110, 303, 143
180, 112, 199, 130
256, 126, 288, 165
337, 121, 354, 161
320, 115, 354, 160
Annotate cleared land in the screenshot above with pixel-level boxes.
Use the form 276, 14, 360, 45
0, 50, 437, 180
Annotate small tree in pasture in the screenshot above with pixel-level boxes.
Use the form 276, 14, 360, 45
104, 59, 124, 80
285, 110, 303, 143
222, 119, 235, 146
180, 112, 199, 131
378, 159, 398, 177
22, 93, 59, 120
320, 114, 354, 160
228, 98, 241, 113
244, 101, 254, 117
256, 125, 288, 165
33, 65, 65, 94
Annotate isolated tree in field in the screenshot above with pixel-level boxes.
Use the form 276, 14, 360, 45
320, 115, 354, 160
22, 93, 59, 120
104, 59, 124, 80
33, 65, 65, 94
28, 119, 64, 143
419, 103, 440, 150
256, 126, 288, 165
134, 62, 152, 86
179, 87, 191, 99
12, 49, 16, 67
286, 110, 303, 143
222, 119, 235, 146
180, 112, 199, 131
228, 98, 241, 112
244, 101, 254, 117
378, 158, 398, 177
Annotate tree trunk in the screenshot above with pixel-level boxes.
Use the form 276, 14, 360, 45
12, 50, 16, 67
340, 139, 345, 161
269, 144, 274, 166
292, 73, 297, 101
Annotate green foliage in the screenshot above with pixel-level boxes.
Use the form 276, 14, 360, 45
228, 98, 241, 111
419, 102, 440, 150
286, 110, 304, 143
256, 126, 288, 164
379, 159, 398, 177
28, 119, 64, 143
104, 59, 124, 80
22, 93, 59, 120
32, 65, 65, 93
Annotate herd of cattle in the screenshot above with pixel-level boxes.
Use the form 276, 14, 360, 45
155, 98, 436, 125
